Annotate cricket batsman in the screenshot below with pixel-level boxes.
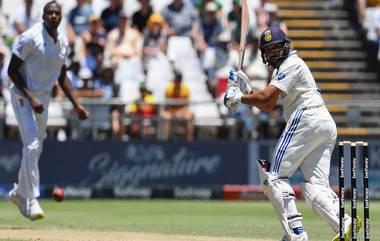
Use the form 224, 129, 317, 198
224, 27, 359, 241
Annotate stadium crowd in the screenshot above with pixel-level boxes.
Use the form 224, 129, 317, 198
345, 0, 380, 73
0, 0, 289, 141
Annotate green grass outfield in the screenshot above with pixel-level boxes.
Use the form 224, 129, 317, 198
0, 200, 378, 241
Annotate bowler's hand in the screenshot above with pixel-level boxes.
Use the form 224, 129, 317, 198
29, 96, 44, 113
74, 104, 90, 120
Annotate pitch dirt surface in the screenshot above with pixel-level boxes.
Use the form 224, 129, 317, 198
0, 227, 271, 241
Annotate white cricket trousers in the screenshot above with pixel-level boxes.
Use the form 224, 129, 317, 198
270, 105, 337, 185
10, 86, 50, 199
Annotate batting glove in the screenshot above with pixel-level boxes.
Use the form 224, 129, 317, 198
227, 70, 238, 89
223, 86, 243, 112
236, 70, 252, 94
224, 70, 244, 112
223, 93, 238, 112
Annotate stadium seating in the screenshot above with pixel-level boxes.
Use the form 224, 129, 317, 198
271, 0, 380, 137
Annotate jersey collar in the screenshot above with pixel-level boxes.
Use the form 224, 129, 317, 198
288, 50, 297, 57
42, 23, 60, 44
274, 50, 297, 75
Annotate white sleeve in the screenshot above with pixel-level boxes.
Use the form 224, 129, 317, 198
12, 33, 35, 61
62, 37, 70, 64
269, 64, 298, 93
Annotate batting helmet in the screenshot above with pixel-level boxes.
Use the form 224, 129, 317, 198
259, 27, 291, 68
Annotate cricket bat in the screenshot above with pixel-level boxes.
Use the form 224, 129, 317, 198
238, 0, 249, 71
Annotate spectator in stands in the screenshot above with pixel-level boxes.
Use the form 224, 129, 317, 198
73, 67, 108, 139
106, 12, 142, 65
363, 1, 380, 70
0, 41, 11, 97
142, 12, 172, 97
98, 63, 126, 140
256, 2, 287, 35
129, 82, 156, 117
162, 0, 207, 73
200, 2, 223, 96
161, 71, 194, 141
264, 3, 287, 34
245, 32, 269, 87
97, 65, 116, 101
128, 82, 157, 138
79, 15, 106, 75
200, 2, 223, 48
356, 0, 366, 25
161, 0, 199, 39
374, 2, 380, 63
132, 0, 153, 33
257, 105, 285, 139
227, 0, 241, 27
0, 3, 10, 89
344, 0, 366, 27
227, 0, 244, 48
73, 67, 102, 98
67, 61, 82, 89
0, 44, 10, 97
12, 20, 26, 43
66, 0, 93, 46
194, 0, 223, 19
12, 0, 38, 46
230, 104, 258, 140
142, 12, 167, 69
209, 31, 236, 97
101, 0, 123, 33
0, 0, 8, 36
105, 11, 143, 103
254, 0, 270, 34
97, 64, 120, 139
12, 0, 36, 35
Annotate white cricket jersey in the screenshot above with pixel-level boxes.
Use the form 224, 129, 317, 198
270, 51, 325, 122
12, 22, 68, 95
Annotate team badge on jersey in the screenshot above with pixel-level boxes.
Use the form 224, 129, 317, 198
16, 43, 23, 53
277, 72, 286, 80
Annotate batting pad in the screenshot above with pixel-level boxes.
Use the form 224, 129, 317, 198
301, 182, 340, 233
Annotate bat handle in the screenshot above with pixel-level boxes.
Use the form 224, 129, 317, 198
238, 49, 246, 71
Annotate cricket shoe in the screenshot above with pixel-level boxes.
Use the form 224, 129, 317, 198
9, 184, 44, 221
29, 198, 44, 220
331, 214, 362, 241
9, 184, 29, 218
280, 232, 309, 241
